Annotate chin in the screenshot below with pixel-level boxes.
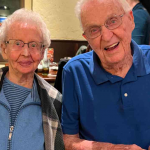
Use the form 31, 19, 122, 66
18, 68, 35, 75
107, 57, 123, 64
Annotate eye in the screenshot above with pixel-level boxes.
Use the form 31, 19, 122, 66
90, 27, 100, 34
15, 41, 22, 46
30, 42, 38, 48
31, 44, 36, 47
107, 17, 118, 26
111, 20, 116, 24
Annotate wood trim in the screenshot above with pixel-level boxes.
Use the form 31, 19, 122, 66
20, 0, 24, 8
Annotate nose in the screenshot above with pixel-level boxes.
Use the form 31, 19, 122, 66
101, 26, 113, 42
21, 43, 30, 56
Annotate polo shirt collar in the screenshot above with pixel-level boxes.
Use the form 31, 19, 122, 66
89, 51, 109, 84
132, 40, 150, 76
89, 40, 150, 85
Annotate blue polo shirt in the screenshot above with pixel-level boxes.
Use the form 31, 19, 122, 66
61, 40, 150, 149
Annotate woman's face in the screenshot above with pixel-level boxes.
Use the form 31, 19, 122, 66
1, 22, 44, 76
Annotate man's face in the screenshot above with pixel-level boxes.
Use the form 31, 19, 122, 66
81, 0, 135, 68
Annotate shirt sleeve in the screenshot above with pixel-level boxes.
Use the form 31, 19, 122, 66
61, 68, 79, 134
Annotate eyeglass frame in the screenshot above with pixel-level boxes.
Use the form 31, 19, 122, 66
82, 13, 125, 39
5, 39, 45, 53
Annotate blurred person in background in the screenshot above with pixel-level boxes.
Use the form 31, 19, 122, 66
0, 8, 64, 150
126, 0, 150, 44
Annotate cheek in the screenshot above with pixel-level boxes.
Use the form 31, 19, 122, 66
122, 23, 133, 38
8, 52, 19, 61
88, 38, 100, 51
121, 27, 132, 47
88, 40, 106, 62
32, 53, 43, 62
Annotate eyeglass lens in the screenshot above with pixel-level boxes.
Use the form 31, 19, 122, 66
84, 14, 123, 39
8, 40, 43, 53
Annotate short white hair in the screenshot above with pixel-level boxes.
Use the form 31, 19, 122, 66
0, 8, 51, 50
75, 0, 132, 28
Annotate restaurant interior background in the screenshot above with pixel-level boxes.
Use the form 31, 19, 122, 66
0, 0, 149, 87
0, 0, 88, 66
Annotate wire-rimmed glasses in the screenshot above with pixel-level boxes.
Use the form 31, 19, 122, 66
5, 40, 45, 54
83, 14, 124, 39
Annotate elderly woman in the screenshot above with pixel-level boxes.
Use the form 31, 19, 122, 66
0, 9, 64, 150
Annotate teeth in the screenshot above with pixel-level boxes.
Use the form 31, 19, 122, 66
108, 43, 118, 48
106, 43, 118, 49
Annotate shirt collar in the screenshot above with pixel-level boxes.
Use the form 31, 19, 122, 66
132, 40, 150, 76
89, 51, 109, 84
89, 40, 150, 85
132, 2, 144, 11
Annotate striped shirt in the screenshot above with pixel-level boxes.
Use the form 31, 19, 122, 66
3, 77, 31, 126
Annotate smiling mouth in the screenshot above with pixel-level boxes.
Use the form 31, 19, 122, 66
104, 42, 119, 51
19, 62, 32, 66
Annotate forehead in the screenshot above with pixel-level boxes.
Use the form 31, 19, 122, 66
81, 0, 124, 28
7, 21, 42, 41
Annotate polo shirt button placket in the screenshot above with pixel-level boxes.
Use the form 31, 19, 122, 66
124, 93, 128, 97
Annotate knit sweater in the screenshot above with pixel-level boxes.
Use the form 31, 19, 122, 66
0, 67, 64, 150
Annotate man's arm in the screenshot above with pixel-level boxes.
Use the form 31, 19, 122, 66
63, 134, 146, 150
63, 134, 113, 150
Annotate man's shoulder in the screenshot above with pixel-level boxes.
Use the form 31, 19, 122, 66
138, 45, 150, 57
64, 51, 93, 70
68, 51, 92, 63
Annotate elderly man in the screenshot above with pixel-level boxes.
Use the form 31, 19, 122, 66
126, 0, 150, 44
61, 0, 150, 149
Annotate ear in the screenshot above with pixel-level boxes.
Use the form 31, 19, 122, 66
1, 43, 8, 60
128, 10, 135, 30
128, 10, 134, 21
82, 33, 88, 40
41, 48, 45, 60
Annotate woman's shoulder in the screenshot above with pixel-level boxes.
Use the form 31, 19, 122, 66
34, 73, 62, 101
35, 73, 62, 120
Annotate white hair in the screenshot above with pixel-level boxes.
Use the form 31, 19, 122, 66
0, 8, 51, 51
75, 0, 132, 28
